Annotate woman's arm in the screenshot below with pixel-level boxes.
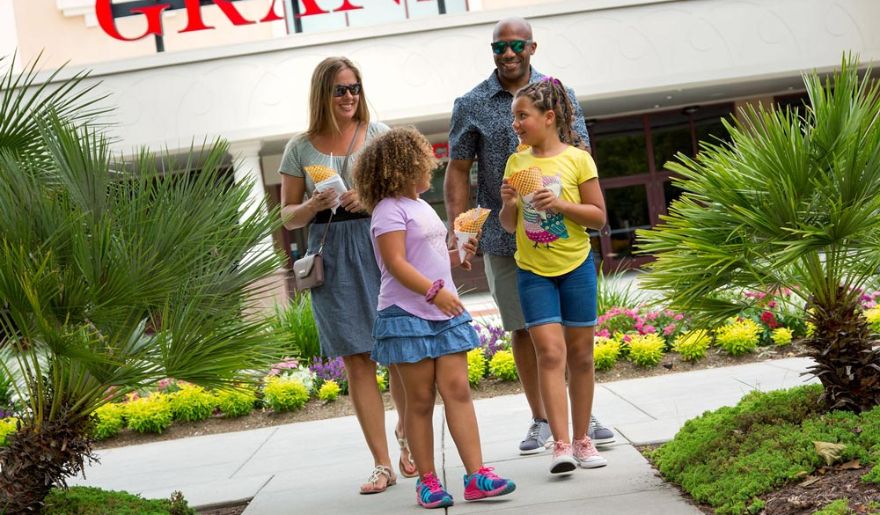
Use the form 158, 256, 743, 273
376, 231, 464, 317
531, 178, 606, 230
280, 174, 337, 230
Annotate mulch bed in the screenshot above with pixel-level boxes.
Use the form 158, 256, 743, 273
762, 464, 879, 514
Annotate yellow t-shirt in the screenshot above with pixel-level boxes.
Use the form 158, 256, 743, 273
503, 146, 599, 277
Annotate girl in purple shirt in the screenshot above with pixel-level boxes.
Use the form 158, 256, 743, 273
353, 127, 516, 509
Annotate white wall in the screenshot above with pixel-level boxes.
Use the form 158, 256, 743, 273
36, 0, 880, 154
0, 0, 20, 72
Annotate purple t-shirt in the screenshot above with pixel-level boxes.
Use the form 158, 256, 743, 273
370, 197, 457, 321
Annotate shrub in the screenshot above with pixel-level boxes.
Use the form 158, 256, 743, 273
467, 348, 487, 386
593, 337, 620, 371
310, 357, 348, 394
125, 393, 174, 434
488, 350, 518, 381
168, 384, 215, 422
472, 321, 509, 357
864, 307, 880, 333
92, 403, 126, 441
318, 380, 341, 401
41, 486, 196, 515
771, 327, 793, 346
628, 334, 665, 367
715, 318, 762, 356
272, 295, 321, 360
215, 387, 256, 418
0, 417, 18, 446
673, 330, 711, 362
376, 366, 388, 392
263, 377, 309, 412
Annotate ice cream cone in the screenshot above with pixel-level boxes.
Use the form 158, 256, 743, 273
304, 165, 337, 183
508, 167, 543, 196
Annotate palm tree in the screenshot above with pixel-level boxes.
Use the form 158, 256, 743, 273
637, 55, 880, 414
0, 55, 286, 512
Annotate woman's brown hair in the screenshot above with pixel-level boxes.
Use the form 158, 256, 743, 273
306, 57, 371, 136
353, 127, 437, 213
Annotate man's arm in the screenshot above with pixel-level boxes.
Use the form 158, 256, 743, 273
568, 88, 592, 153
444, 158, 473, 247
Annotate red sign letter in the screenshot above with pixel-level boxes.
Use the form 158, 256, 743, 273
260, 0, 285, 23
180, 0, 256, 33
95, 0, 170, 41
333, 0, 364, 13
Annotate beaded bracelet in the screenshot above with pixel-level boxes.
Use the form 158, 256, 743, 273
425, 279, 445, 304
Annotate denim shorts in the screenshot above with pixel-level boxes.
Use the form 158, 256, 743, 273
516, 253, 598, 329
371, 305, 479, 365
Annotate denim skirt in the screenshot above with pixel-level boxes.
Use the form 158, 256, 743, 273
371, 305, 480, 365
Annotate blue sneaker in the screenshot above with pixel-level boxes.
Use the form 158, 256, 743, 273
519, 418, 551, 455
463, 466, 516, 501
589, 415, 615, 446
416, 472, 453, 509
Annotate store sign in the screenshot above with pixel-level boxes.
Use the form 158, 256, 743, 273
95, 0, 403, 42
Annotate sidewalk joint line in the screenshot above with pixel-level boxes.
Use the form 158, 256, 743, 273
600, 384, 658, 421
229, 427, 279, 479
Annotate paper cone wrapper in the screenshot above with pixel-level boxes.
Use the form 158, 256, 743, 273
455, 230, 477, 262
314, 175, 347, 214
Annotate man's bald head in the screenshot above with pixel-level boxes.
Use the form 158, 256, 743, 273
493, 17, 533, 41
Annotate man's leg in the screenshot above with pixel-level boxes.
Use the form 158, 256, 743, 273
485, 253, 550, 454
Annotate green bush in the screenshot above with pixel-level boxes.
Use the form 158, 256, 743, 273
770, 327, 793, 346
376, 369, 388, 392
0, 417, 18, 446
488, 349, 518, 381
272, 295, 321, 361
628, 334, 665, 367
813, 499, 851, 515
125, 393, 174, 434
92, 403, 126, 441
318, 380, 341, 401
865, 307, 880, 334
168, 384, 215, 422
467, 348, 487, 386
215, 386, 257, 418
41, 486, 196, 515
673, 330, 711, 362
263, 377, 310, 412
715, 319, 761, 356
593, 337, 620, 371
651, 385, 880, 514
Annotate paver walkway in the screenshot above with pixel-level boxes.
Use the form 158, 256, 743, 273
70, 357, 816, 514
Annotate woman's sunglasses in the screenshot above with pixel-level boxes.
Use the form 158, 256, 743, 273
333, 83, 362, 97
490, 40, 530, 55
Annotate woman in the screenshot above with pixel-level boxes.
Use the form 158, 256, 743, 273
279, 57, 416, 494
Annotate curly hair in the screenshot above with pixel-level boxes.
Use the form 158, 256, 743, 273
353, 127, 437, 213
515, 77, 587, 150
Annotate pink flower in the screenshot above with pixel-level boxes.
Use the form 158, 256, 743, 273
622, 334, 633, 343
768, 301, 777, 308
157, 378, 173, 391
674, 314, 685, 321
663, 323, 676, 336
646, 312, 659, 321
760, 311, 778, 329
642, 325, 657, 334
596, 329, 610, 338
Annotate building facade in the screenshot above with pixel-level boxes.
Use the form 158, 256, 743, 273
3, 0, 879, 300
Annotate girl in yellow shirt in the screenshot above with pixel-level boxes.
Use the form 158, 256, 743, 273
499, 77, 608, 475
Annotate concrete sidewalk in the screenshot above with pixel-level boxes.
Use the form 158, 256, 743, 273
69, 357, 816, 514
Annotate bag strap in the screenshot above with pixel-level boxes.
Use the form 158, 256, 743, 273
316, 122, 362, 255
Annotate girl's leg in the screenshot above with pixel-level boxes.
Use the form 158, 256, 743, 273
341, 353, 393, 481
528, 323, 570, 443
565, 326, 595, 440
435, 352, 482, 475
396, 359, 439, 477
389, 365, 417, 477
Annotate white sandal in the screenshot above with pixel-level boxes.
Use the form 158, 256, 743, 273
359, 464, 396, 495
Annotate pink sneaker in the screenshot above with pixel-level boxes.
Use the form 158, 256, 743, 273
549, 440, 577, 475
463, 466, 516, 501
573, 436, 608, 469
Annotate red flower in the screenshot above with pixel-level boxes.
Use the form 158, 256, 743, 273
760, 311, 778, 329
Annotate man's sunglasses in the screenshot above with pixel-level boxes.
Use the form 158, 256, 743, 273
333, 83, 362, 97
490, 40, 530, 55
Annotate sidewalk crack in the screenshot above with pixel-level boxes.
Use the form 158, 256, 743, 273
229, 427, 279, 479
601, 384, 658, 420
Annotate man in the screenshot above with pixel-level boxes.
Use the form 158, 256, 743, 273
444, 17, 615, 455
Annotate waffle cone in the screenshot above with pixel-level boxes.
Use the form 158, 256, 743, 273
453, 207, 490, 233
508, 167, 543, 196
516, 143, 531, 152
304, 165, 338, 183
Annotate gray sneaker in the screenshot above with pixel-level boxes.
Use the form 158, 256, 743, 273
519, 418, 551, 455
589, 415, 615, 447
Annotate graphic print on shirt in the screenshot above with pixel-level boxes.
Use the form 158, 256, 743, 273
522, 174, 569, 248
417, 213, 450, 260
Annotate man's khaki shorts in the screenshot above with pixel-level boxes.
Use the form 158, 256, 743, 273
484, 253, 526, 332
